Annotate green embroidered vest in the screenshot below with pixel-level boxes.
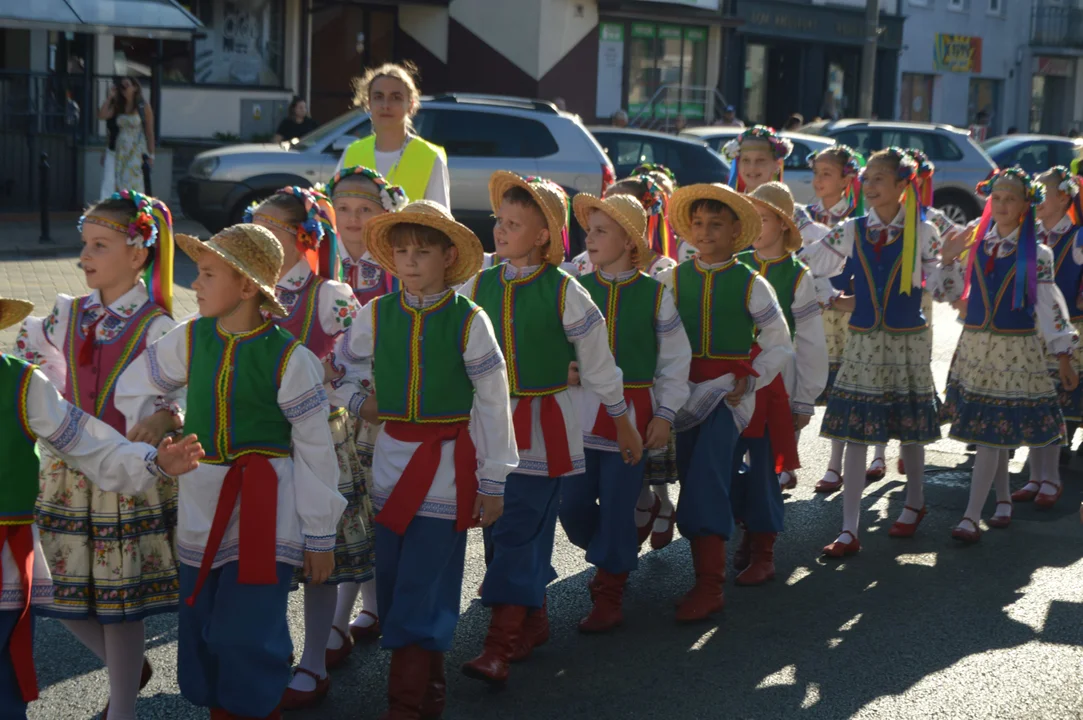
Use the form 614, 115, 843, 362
470, 264, 575, 397
0, 355, 41, 526
373, 292, 478, 423
736, 250, 807, 338
578, 271, 661, 387
186, 318, 299, 465
673, 259, 757, 359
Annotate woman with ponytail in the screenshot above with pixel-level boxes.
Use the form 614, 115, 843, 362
940, 169, 1079, 541
247, 187, 373, 707
800, 148, 961, 557
15, 190, 180, 720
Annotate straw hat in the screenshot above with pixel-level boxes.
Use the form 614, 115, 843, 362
366, 200, 484, 286
488, 171, 568, 265
0, 298, 33, 332
573, 193, 649, 266
176, 224, 288, 317
668, 183, 761, 253
746, 182, 802, 253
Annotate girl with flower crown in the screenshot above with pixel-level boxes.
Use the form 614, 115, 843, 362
800, 148, 961, 558
15, 190, 181, 720
631, 163, 698, 264
940, 169, 1079, 541
246, 187, 374, 707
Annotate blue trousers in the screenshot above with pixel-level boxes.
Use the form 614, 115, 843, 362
178, 562, 293, 718
481, 472, 563, 608
731, 436, 785, 533
675, 405, 740, 539
559, 450, 646, 574
376, 517, 466, 652
0, 610, 30, 720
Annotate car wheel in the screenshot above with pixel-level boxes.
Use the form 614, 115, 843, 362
933, 191, 979, 224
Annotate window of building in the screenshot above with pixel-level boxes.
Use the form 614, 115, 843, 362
624, 21, 709, 123
947, 0, 965, 10
743, 43, 767, 125
988, 0, 1003, 14
899, 73, 935, 122
968, 78, 1001, 134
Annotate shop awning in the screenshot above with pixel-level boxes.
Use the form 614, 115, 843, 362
0, 0, 202, 40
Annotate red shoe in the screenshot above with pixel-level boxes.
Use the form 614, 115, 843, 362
1011, 482, 1040, 502
382, 645, 431, 719
951, 517, 982, 544
987, 501, 1013, 529
822, 530, 860, 559
103, 657, 153, 718
866, 458, 886, 481
325, 625, 353, 671
510, 598, 549, 662
732, 525, 752, 573
897, 457, 906, 475
1035, 481, 1064, 510
651, 509, 676, 550
420, 651, 446, 720
636, 494, 661, 547
461, 604, 528, 685
675, 535, 726, 622
780, 471, 797, 491
349, 611, 382, 645
281, 668, 331, 710
814, 468, 842, 493
888, 505, 927, 538
579, 569, 628, 633
735, 532, 776, 586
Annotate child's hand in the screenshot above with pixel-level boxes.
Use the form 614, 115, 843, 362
473, 494, 504, 528
1060, 355, 1079, 392
359, 394, 379, 424
940, 226, 972, 264
644, 417, 671, 449
323, 358, 344, 384
129, 409, 181, 445
304, 551, 335, 584
615, 413, 644, 465
792, 413, 812, 431
726, 376, 750, 406
155, 434, 203, 476
567, 361, 580, 386
830, 294, 856, 313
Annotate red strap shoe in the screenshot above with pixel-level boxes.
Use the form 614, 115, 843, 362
822, 530, 860, 559
987, 501, 1013, 529
888, 505, 927, 538
779, 471, 797, 491
636, 494, 661, 547
325, 625, 354, 671
865, 457, 886, 481
650, 510, 676, 550
281, 668, 331, 711
814, 468, 842, 493
951, 517, 982, 544
349, 611, 382, 645
1011, 482, 1040, 503
1034, 481, 1064, 510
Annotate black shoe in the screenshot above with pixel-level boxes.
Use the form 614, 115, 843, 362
965, 444, 976, 452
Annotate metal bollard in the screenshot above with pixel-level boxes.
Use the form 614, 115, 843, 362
39, 152, 51, 243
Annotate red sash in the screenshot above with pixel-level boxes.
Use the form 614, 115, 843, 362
738, 346, 799, 473
0, 525, 38, 702
185, 454, 279, 606
376, 421, 479, 534
512, 396, 573, 477
591, 387, 653, 441
690, 357, 760, 384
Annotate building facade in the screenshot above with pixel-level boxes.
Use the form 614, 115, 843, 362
1025, 0, 1083, 134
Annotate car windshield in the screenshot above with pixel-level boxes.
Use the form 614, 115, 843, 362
293, 110, 367, 151
982, 137, 1015, 153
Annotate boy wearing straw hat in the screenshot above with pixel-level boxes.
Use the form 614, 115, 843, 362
0, 297, 202, 720
459, 172, 641, 684
662, 183, 793, 621
731, 182, 827, 586
559, 193, 691, 633
114, 224, 345, 720
346, 200, 518, 719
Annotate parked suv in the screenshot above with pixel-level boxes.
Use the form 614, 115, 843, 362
179, 94, 615, 239
800, 120, 997, 223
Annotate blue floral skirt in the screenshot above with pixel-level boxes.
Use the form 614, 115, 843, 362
821, 327, 941, 446
942, 329, 1065, 448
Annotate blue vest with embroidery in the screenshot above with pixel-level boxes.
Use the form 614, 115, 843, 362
1048, 225, 1083, 322
848, 217, 926, 333
964, 242, 1036, 334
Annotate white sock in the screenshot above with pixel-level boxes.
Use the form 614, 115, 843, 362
874, 445, 886, 462
653, 486, 675, 532
634, 482, 656, 528
778, 471, 793, 488
1024, 445, 1044, 492
60, 618, 106, 662
895, 444, 925, 524
828, 440, 844, 473
836, 442, 867, 543
350, 579, 379, 629
993, 449, 1012, 515
963, 446, 1001, 525
102, 621, 146, 720
328, 582, 361, 650
290, 583, 337, 690
1035, 445, 1062, 495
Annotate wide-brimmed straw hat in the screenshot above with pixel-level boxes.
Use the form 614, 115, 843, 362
669, 183, 761, 252
746, 182, 802, 253
488, 171, 568, 265
0, 298, 33, 332
366, 200, 484, 285
176, 224, 288, 317
573, 193, 649, 267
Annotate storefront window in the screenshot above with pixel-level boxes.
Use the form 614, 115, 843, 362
624, 21, 708, 123
192, 0, 285, 86
113, 36, 194, 82
743, 43, 766, 125
967, 78, 1000, 134
899, 73, 935, 122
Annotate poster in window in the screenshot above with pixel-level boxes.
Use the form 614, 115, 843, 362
194, 0, 283, 86
596, 23, 626, 119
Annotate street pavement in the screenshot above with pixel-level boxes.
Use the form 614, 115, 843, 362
1, 244, 1082, 720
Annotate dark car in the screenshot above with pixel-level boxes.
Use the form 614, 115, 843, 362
589, 127, 730, 185
982, 134, 1083, 174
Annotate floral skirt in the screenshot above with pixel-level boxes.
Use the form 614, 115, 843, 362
294, 412, 376, 587
821, 328, 941, 446
816, 309, 850, 406
942, 329, 1065, 448
645, 430, 679, 485
1045, 319, 1083, 424
921, 292, 935, 346
35, 453, 179, 622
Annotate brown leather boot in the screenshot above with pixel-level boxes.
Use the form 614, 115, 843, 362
510, 597, 549, 662
460, 605, 528, 685
381, 645, 430, 719
578, 569, 628, 634
732, 524, 751, 572
419, 651, 446, 719
675, 535, 726, 622
735, 532, 777, 586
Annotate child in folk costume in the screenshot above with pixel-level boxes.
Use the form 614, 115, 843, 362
801, 148, 958, 557
16, 191, 180, 720
114, 225, 345, 720
732, 182, 827, 584
939, 170, 1079, 541
460, 172, 641, 684
324, 166, 409, 651
662, 184, 792, 619
631, 162, 698, 264
560, 193, 690, 632
246, 187, 369, 706
0, 298, 201, 720
347, 201, 517, 720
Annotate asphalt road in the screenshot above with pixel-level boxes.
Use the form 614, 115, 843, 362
3, 252, 1082, 720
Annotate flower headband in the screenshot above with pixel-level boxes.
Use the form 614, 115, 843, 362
609, 174, 676, 259
806, 144, 864, 176
324, 166, 409, 213
245, 186, 341, 280
722, 125, 793, 162
632, 163, 677, 186
1041, 165, 1081, 198
976, 167, 1046, 204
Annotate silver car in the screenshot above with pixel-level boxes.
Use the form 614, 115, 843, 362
179, 94, 615, 237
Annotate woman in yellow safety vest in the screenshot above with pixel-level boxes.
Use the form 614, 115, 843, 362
336, 62, 450, 208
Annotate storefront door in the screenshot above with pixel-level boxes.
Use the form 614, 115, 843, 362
310, 4, 395, 126
625, 21, 709, 124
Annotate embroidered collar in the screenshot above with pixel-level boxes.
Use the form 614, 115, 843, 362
341, 249, 378, 268
751, 251, 790, 265
503, 263, 542, 280
811, 196, 850, 219
984, 224, 1020, 256
403, 288, 453, 309
85, 281, 149, 319
277, 260, 313, 291
695, 257, 737, 271
866, 207, 905, 231
597, 268, 639, 282
1042, 214, 1075, 241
